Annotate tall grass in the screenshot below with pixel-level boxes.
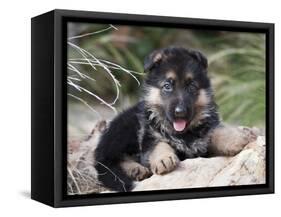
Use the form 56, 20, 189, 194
208, 34, 265, 127
67, 23, 266, 127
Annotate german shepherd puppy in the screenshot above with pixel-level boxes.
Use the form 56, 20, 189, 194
94, 47, 255, 192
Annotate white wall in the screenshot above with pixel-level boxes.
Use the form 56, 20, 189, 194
0, 0, 279, 215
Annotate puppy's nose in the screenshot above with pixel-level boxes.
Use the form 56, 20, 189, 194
175, 106, 186, 117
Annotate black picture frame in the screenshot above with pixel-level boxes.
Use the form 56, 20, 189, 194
31, 9, 274, 207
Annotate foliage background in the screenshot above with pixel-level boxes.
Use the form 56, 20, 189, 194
67, 22, 266, 136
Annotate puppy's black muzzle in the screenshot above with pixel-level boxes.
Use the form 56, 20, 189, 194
175, 105, 187, 118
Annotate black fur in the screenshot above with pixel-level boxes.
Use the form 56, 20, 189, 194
94, 47, 220, 192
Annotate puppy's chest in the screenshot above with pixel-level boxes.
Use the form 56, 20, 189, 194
149, 128, 207, 158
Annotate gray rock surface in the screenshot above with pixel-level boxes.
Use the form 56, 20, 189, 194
133, 136, 265, 191
67, 119, 265, 194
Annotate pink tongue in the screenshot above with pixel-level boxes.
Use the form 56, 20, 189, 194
173, 119, 187, 132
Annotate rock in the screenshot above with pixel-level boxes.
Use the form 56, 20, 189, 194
133, 136, 265, 191
68, 120, 265, 194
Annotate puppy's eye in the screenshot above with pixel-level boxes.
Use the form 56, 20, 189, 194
187, 81, 198, 93
163, 82, 173, 92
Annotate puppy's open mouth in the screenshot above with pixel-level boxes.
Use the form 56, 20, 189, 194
173, 119, 188, 132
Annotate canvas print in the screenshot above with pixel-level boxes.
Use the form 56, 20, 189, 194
67, 22, 266, 195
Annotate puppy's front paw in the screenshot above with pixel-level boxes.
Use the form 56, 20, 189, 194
120, 158, 152, 181
238, 126, 258, 143
228, 127, 258, 155
150, 153, 179, 175
210, 125, 258, 156
129, 165, 151, 181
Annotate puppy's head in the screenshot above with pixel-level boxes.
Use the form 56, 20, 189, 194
143, 46, 212, 134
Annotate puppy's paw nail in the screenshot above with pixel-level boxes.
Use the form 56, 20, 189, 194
130, 165, 151, 181
151, 154, 179, 175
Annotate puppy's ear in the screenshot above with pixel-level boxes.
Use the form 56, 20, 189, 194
189, 50, 208, 69
144, 49, 164, 72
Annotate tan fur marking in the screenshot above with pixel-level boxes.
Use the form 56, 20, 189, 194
149, 142, 179, 175
120, 157, 151, 181
153, 52, 162, 63
166, 70, 176, 79
146, 87, 162, 105
185, 73, 194, 80
195, 89, 210, 107
209, 125, 257, 156
189, 89, 210, 128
